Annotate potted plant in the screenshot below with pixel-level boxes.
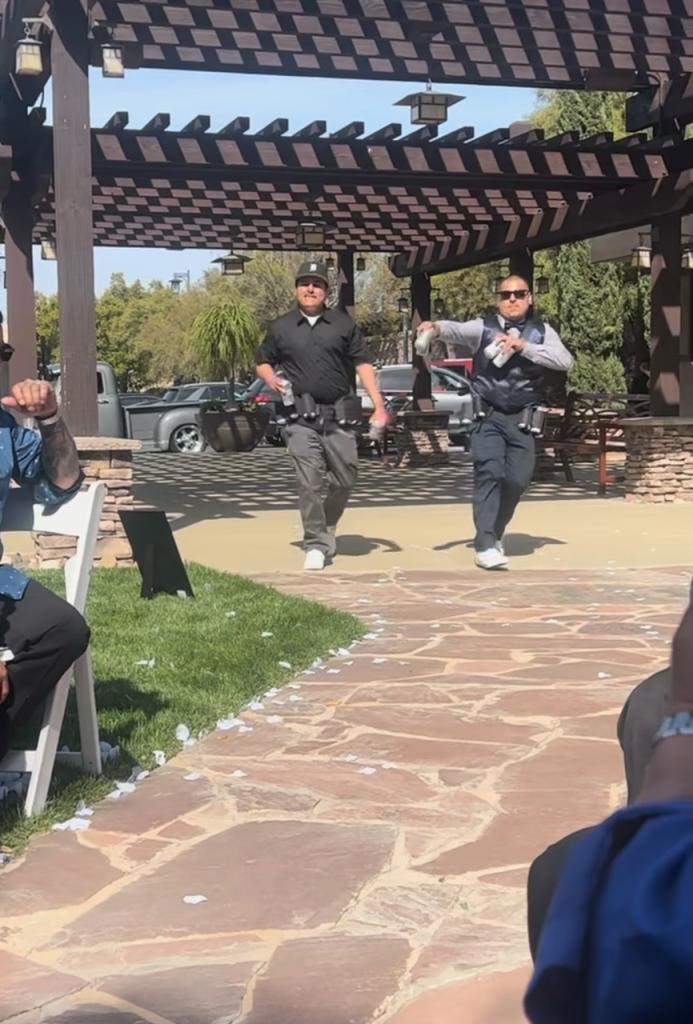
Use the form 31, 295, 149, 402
192, 296, 269, 452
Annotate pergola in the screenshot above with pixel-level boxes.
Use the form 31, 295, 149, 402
0, 1, 692, 433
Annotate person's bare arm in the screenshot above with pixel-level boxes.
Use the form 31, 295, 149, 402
637, 593, 693, 803
355, 363, 388, 427
256, 362, 285, 393
2, 379, 81, 491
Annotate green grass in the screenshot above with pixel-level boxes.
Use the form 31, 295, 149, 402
0, 563, 363, 853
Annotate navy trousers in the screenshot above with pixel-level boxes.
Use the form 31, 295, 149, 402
470, 410, 535, 551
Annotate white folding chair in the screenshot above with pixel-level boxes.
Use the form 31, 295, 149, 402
0, 482, 106, 815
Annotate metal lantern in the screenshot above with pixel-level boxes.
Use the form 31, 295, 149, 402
296, 222, 326, 248
326, 255, 336, 272
398, 290, 409, 314
15, 29, 43, 76
40, 237, 57, 261
102, 43, 125, 79
395, 85, 463, 126
356, 255, 366, 272
631, 233, 652, 270
212, 251, 251, 276
682, 249, 693, 271
432, 294, 445, 318
535, 276, 550, 295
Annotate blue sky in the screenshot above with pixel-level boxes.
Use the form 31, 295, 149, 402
29, 68, 536, 296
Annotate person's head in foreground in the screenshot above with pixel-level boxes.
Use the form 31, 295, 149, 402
295, 260, 329, 317
525, 580, 693, 1024
496, 275, 532, 323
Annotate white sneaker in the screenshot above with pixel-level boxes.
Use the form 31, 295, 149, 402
474, 547, 509, 570
496, 540, 505, 558
303, 549, 326, 571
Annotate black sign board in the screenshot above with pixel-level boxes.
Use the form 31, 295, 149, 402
119, 509, 194, 600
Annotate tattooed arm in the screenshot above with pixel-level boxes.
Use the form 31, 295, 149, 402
2, 378, 82, 491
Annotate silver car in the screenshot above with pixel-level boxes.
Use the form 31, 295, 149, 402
360, 364, 474, 443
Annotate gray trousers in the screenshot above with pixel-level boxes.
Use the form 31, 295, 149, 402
285, 421, 358, 556
470, 411, 536, 551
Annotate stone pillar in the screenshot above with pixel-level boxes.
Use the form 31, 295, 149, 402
32, 438, 141, 567
622, 418, 693, 501
650, 214, 682, 416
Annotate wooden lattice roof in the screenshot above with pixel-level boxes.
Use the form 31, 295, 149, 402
25, 114, 690, 253
93, 0, 693, 89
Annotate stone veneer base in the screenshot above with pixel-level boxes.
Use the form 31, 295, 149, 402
33, 437, 142, 568
622, 417, 693, 502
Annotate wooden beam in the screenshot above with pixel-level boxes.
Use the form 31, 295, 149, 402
102, 111, 129, 131
292, 121, 326, 139
401, 125, 438, 144
411, 273, 432, 409
255, 118, 288, 138
330, 122, 364, 140
180, 115, 210, 134
3, 177, 37, 383
51, 0, 98, 436
219, 117, 249, 137
626, 75, 693, 133
337, 250, 354, 319
390, 170, 693, 277
435, 126, 474, 145
650, 214, 682, 415
362, 123, 401, 143
141, 113, 170, 132
509, 249, 534, 290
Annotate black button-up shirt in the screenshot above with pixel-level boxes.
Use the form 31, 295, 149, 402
256, 306, 373, 404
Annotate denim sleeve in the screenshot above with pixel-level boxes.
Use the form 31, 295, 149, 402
10, 418, 84, 505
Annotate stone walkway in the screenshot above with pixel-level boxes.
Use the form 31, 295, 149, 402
2, 567, 688, 1024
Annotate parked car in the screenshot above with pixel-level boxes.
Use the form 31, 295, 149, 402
359, 364, 474, 444
48, 363, 240, 453
161, 382, 245, 404
118, 391, 159, 408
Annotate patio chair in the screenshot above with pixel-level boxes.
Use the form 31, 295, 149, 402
0, 481, 106, 815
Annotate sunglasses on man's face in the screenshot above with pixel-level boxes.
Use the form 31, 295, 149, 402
497, 289, 529, 301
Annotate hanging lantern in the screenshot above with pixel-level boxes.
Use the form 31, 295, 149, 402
296, 222, 326, 248
433, 295, 445, 318
535, 276, 550, 295
102, 43, 125, 79
212, 251, 252, 276
15, 22, 43, 77
398, 290, 409, 314
395, 84, 463, 126
356, 255, 366, 272
40, 236, 57, 261
631, 233, 652, 270
326, 255, 336, 272
682, 249, 693, 271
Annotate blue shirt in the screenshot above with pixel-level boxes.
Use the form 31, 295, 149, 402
0, 410, 83, 600
526, 800, 693, 1024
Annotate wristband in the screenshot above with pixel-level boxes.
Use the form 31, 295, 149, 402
35, 411, 61, 426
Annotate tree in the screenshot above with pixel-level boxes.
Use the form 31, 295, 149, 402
35, 293, 60, 376
191, 296, 260, 390
529, 89, 646, 391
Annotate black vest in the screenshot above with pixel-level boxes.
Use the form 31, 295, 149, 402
472, 315, 546, 413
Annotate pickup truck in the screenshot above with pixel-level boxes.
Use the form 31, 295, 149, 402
48, 362, 238, 453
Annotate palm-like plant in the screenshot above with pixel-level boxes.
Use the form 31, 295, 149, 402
191, 297, 260, 398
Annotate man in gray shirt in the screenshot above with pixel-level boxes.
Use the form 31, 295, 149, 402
417, 275, 572, 569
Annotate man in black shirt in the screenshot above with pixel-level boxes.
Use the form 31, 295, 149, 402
256, 260, 387, 570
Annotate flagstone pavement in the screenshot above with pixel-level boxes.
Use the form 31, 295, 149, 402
2, 566, 689, 1024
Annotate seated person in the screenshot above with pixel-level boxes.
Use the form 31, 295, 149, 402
526, 594, 693, 1023
0, 378, 88, 760
527, 665, 670, 959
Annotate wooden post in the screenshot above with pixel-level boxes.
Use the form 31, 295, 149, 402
338, 251, 355, 318
51, 0, 98, 435
680, 269, 693, 417
3, 180, 37, 384
509, 248, 534, 290
410, 272, 432, 409
650, 214, 682, 416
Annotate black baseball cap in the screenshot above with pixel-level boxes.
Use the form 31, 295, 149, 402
295, 260, 329, 287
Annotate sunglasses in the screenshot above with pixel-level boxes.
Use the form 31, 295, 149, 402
497, 289, 529, 300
